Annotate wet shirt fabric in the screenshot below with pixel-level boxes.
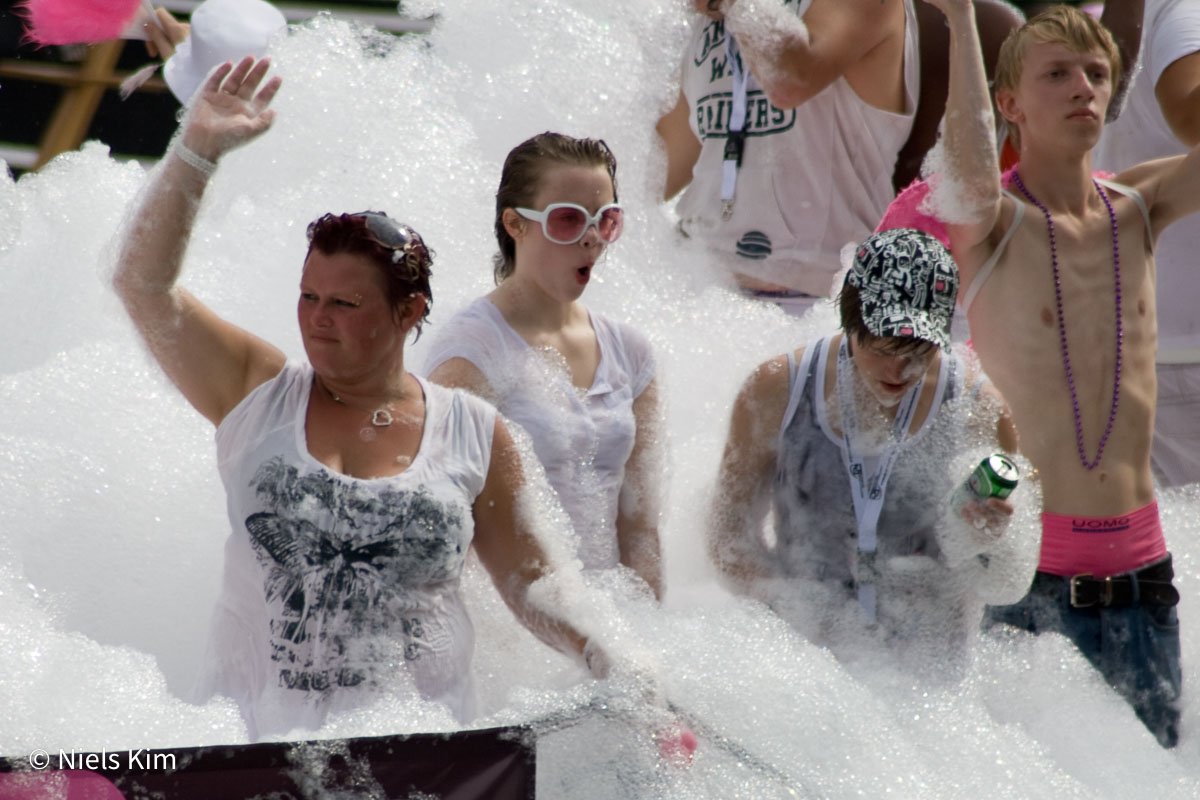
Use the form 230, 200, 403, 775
769, 336, 997, 657
423, 298, 655, 571
198, 362, 494, 740
675, 0, 918, 297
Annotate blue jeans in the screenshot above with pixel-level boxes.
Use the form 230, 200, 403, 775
984, 557, 1182, 748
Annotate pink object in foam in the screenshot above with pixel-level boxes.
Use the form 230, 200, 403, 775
656, 723, 699, 766
876, 167, 1117, 253
874, 179, 950, 249
17, 0, 145, 45
0, 770, 127, 799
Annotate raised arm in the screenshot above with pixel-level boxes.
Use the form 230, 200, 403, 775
922, 0, 1004, 273
707, 355, 790, 597
893, 0, 1024, 191
1157, 49, 1200, 147
1100, 0, 1145, 120
616, 381, 665, 600
1116, 5, 1200, 238
113, 57, 286, 427
717, 0, 908, 111
144, 7, 190, 59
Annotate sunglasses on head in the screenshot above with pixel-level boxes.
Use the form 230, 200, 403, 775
351, 211, 419, 250
514, 203, 624, 245
350, 211, 428, 272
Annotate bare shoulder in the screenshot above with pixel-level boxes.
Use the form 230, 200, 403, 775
804, 0, 908, 61
739, 351, 793, 402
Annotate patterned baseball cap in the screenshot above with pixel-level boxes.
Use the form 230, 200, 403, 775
846, 227, 958, 349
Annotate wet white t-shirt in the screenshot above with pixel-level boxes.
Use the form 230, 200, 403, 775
197, 362, 494, 739
422, 298, 655, 571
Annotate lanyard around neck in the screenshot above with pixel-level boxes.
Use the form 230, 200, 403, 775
835, 337, 925, 619
720, 28, 749, 219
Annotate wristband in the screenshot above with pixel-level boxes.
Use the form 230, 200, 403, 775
173, 142, 218, 176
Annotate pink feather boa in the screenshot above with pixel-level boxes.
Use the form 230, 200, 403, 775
17, 0, 145, 46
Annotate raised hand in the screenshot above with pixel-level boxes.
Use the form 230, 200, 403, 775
180, 56, 282, 162
144, 7, 190, 59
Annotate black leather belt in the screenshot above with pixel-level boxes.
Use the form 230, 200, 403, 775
1068, 556, 1179, 609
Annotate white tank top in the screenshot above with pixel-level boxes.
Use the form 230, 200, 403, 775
676, 0, 918, 296
197, 362, 494, 739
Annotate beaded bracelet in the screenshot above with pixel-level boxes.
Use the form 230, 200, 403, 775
173, 142, 218, 176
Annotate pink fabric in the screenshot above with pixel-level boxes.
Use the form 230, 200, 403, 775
1039, 501, 1168, 577
18, 0, 144, 45
0, 770, 127, 800
874, 179, 949, 248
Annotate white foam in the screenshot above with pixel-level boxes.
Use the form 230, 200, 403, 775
1, 2, 1197, 797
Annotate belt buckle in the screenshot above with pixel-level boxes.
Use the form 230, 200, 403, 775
1069, 573, 1114, 608
1069, 574, 1092, 607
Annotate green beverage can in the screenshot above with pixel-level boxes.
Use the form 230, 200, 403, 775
966, 454, 1020, 500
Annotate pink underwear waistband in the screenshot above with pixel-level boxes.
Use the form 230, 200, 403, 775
1039, 501, 1168, 578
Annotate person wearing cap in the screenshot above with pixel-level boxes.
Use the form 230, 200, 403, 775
707, 227, 1025, 667
111, 57, 629, 740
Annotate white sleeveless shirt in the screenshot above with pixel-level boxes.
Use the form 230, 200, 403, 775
675, 0, 918, 297
197, 362, 494, 739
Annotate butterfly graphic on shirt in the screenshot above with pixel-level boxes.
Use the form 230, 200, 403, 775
243, 470, 467, 647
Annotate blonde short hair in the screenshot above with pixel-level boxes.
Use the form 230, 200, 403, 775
994, 5, 1122, 97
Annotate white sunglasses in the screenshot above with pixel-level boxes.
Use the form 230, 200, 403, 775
514, 203, 625, 245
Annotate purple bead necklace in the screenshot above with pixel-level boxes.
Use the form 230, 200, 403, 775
1010, 170, 1122, 471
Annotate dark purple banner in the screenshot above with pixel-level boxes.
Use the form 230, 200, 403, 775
0, 726, 535, 799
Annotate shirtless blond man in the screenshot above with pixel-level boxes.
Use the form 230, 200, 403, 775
928, 1, 1194, 747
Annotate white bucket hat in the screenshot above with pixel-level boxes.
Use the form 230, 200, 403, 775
164, 0, 287, 104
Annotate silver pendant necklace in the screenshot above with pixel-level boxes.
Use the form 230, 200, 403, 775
322, 379, 395, 427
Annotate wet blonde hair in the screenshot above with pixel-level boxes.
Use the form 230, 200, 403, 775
994, 5, 1122, 97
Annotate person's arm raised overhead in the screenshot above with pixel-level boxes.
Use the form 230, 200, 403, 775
1100, 0, 1145, 119
921, 0, 1003, 270
1155, 36, 1200, 147
713, 0, 907, 111
112, 57, 286, 427
144, 6, 190, 59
